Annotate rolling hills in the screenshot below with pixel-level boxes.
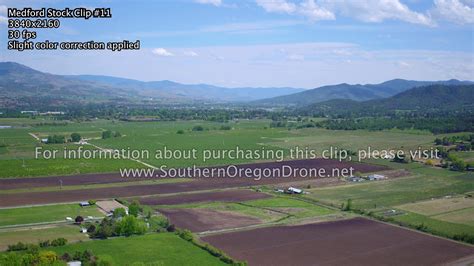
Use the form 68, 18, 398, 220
256, 79, 472, 106
1, 61, 472, 109
300, 84, 474, 116
0, 62, 303, 107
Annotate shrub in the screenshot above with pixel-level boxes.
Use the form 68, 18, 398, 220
166, 224, 176, 232
176, 229, 194, 241
192, 125, 204, 131
102, 130, 113, 139
38, 251, 58, 264
113, 207, 127, 218
176, 129, 184, 134
87, 224, 96, 233
51, 238, 67, 247
129, 201, 141, 217
343, 199, 352, 211
219, 125, 232, 130
46, 135, 66, 144
75, 216, 84, 224
39, 240, 50, 248
115, 215, 147, 236
61, 252, 72, 262
70, 133, 81, 142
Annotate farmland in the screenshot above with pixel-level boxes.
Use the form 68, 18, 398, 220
0, 225, 89, 251
1, 118, 473, 265
202, 217, 474, 266
138, 189, 271, 206
47, 233, 225, 265
0, 118, 419, 178
0, 204, 102, 227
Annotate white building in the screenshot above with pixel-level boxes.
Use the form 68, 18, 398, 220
288, 187, 303, 194
367, 174, 386, 181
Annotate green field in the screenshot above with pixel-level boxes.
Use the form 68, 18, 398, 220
47, 233, 225, 265
390, 212, 474, 238
306, 164, 474, 210
0, 118, 444, 178
157, 196, 337, 223
0, 204, 102, 227
0, 225, 89, 251
397, 196, 474, 216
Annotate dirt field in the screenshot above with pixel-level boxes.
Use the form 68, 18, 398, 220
0, 173, 134, 190
1, 159, 387, 207
202, 217, 474, 266
0, 178, 303, 207
159, 208, 262, 232
1, 159, 387, 190
139, 189, 271, 206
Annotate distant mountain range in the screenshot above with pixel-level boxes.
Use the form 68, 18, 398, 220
68, 74, 305, 102
0, 61, 472, 109
300, 84, 474, 115
256, 79, 473, 106
0, 62, 303, 106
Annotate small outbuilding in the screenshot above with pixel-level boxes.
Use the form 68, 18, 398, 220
79, 202, 90, 207
367, 174, 386, 181
287, 187, 303, 194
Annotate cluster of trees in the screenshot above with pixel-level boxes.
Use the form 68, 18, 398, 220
4, 104, 278, 121
60, 250, 105, 266
45, 132, 82, 144
317, 116, 474, 134
7, 238, 67, 252
88, 201, 147, 238
88, 214, 146, 239
442, 154, 474, 172
2, 238, 71, 266
435, 134, 474, 150
102, 130, 121, 139
46, 134, 65, 144
0, 249, 59, 265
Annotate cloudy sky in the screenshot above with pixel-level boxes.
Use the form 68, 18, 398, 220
0, 0, 473, 88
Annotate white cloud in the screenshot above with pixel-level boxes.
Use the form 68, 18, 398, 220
299, 0, 335, 20
256, 0, 334, 21
256, 0, 297, 13
184, 51, 199, 57
431, 0, 474, 24
256, 0, 434, 26
152, 48, 174, 56
319, 0, 435, 26
194, 0, 222, 6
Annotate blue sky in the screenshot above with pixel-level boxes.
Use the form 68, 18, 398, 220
1, 0, 473, 88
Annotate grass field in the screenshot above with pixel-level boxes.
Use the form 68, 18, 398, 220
0, 225, 89, 251
433, 207, 474, 226
306, 165, 474, 210
397, 196, 474, 216
47, 233, 226, 265
0, 118, 444, 178
157, 196, 337, 223
390, 212, 474, 238
0, 204, 102, 227
396, 195, 474, 228
269, 127, 435, 153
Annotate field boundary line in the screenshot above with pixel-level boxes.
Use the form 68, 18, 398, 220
85, 142, 159, 169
